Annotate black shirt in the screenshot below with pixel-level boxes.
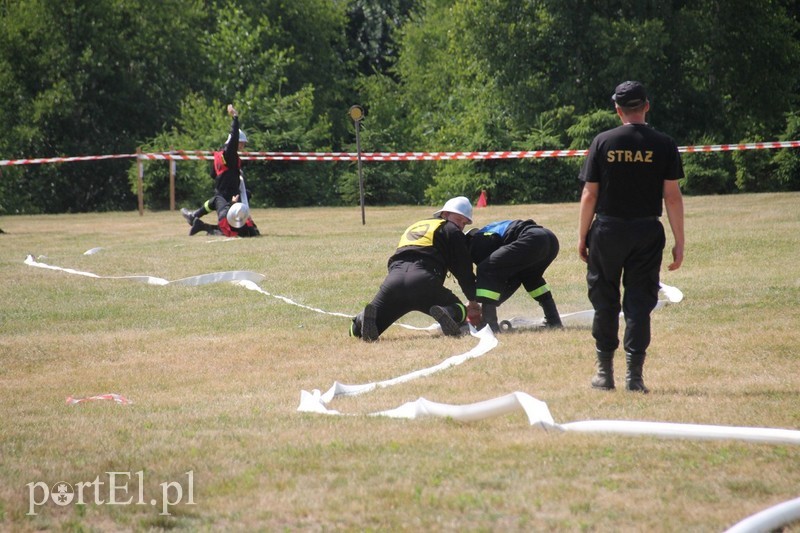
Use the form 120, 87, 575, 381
579, 123, 684, 218
211, 116, 243, 199
390, 218, 477, 300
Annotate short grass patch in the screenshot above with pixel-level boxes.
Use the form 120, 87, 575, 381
1, 192, 799, 531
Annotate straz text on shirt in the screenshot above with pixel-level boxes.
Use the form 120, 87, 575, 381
605, 150, 654, 163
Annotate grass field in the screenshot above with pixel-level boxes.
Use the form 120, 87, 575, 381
1, 192, 799, 532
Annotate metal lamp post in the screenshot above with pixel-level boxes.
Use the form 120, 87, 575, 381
349, 105, 366, 225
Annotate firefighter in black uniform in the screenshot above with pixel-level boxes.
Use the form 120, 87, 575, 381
181, 104, 259, 237
468, 219, 562, 333
351, 196, 481, 342
578, 81, 685, 393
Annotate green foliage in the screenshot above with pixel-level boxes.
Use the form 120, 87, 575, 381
243, 86, 339, 207
425, 161, 485, 204
133, 85, 338, 209
425, 158, 581, 206
565, 110, 619, 151
2, 0, 800, 213
343, 72, 431, 204
203, 3, 290, 102
672, 0, 800, 140
345, 0, 416, 76
681, 154, 736, 196
249, 0, 352, 141
772, 112, 800, 191
730, 130, 800, 194
0, 166, 42, 214
681, 156, 735, 196
132, 0, 341, 210
130, 94, 228, 210
733, 138, 781, 193
0, 0, 208, 213
339, 162, 430, 205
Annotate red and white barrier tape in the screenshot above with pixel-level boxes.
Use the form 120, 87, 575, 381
0, 153, 139, 166
3, 140, 800, 166
144, 150, 591, 161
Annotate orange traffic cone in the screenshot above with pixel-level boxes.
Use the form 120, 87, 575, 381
476, 189, 488, 208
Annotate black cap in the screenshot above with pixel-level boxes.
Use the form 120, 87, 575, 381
612, 81, 647, 108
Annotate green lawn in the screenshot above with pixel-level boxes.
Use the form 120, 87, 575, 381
1, 192, 798, 531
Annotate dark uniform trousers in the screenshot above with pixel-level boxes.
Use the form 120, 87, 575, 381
586, 216, 665, 355
195, 190, 238, 223
369, 259, 464, 336
476, 226, 560, 304
207, 193, 235, 216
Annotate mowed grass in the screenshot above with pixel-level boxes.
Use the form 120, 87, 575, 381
0, 192, 799, 532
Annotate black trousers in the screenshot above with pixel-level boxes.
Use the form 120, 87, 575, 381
208, 192, 236, 221
586, 216, 665, 355
369, 260, 463, 335
476, 226, 560, 304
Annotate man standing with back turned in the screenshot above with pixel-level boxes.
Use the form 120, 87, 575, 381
577, 81, 685, 393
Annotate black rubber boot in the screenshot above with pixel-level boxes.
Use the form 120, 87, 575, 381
429, 304, 464, 337
180, 208, 195, 226
481, 303, 500, 333
189, 218, 217, 236
625, 352, 649, 393
591, 350, 615, 390
536, 294, 563, 328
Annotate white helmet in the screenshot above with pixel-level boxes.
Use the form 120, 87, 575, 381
433, 196, 473, 224
226, 202, 249, 228
225, 129, 248, 145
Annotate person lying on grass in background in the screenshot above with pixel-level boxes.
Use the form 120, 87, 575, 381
181, 104, 260, 237
187, 195, 259, 237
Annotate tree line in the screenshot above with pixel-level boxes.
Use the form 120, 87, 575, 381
0, 0, 798, 215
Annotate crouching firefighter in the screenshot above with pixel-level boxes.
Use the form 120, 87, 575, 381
467, 219, 562, 333
351, 196, 481, 341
